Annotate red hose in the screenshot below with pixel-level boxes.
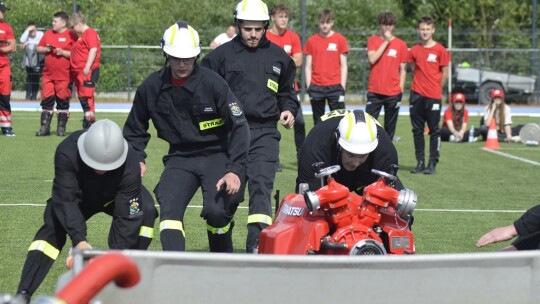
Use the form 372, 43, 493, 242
56, 252, 140, 304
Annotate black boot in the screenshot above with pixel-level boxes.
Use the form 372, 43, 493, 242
82, 112, 95, 131
410, 160, 425, 173
36, 111, 53, 136
423, 161, 436, 174
207, 224, 234, 253
57, 112, 69, 136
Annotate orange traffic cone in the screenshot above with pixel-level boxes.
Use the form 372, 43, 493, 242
485, 118, 500, 150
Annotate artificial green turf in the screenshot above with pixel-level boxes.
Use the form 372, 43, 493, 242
1, 111, 539, 296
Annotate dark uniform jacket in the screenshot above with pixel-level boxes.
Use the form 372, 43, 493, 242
296, 111, 403, 193
513, 204, 540, 250
123, 64, 250, 177
52, 131, 144, 248
201, 34, 299, 126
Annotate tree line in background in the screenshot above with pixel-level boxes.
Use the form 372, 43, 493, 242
5, 0, 540, 98
6, 0, 539, 48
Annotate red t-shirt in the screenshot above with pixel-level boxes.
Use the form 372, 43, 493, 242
367, 35, 408, 95
304, 32, 349, 86
408, 42, 449, 99
38, 29, 78, 80
441, 107, 469, 130
266, 29, 302, 91
0, 21, 15, 68
70, 27, 101, 71
266, 29, 302, 57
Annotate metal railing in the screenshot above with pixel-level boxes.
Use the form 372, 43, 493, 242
10, 46, 540, 104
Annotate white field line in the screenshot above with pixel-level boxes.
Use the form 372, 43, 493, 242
482, 147, 540, 166
0, 203, 526, 213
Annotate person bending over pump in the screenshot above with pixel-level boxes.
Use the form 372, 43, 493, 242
17, 119, 157, 301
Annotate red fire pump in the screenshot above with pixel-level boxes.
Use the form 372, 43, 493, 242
258, 165, 416, 255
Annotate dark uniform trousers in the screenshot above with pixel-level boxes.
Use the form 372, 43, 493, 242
293, 106, 306, 158
155, 153, 238, 253
242, 127, 280, 253
409, 91, 441, 163
308, 84, 346, 125
366, 92, 402, 139
17, 186, 157, 296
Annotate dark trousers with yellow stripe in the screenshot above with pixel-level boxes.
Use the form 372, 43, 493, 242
243, 127, 279, 253
17, 186, 157, 296
155, 153, 239, 252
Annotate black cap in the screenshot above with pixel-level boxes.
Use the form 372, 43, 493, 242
0, 2, 9, 13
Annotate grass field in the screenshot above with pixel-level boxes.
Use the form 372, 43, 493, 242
1, 110, 540, 297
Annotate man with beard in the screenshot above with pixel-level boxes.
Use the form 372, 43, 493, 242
202, 0, 299, 253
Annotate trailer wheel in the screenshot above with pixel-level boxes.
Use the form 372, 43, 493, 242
479, 82, 503, 105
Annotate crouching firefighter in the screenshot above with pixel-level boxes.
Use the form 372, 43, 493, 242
17, 119, 158, 301
123, 21, 250, 252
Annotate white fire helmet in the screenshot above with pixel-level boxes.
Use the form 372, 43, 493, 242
77, 119, 129, 171
234, 0, 270, 22
161, 21, 201, 58
337, 110, 380, 155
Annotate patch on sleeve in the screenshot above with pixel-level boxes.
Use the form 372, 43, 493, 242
320, 109, 352, 121
228, 102, 243, 117
129, 198, 140, 215
267, 79, 278, 93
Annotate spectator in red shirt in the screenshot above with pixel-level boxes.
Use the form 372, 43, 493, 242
408, 16, 449, 174
266, 3, 305, 160
36, 11, 78, 136
70, 12, 101, 130
366, 11, 408, 141
441, 93, 470, 142
304, 9, 348, 125
0, 2, 16, 136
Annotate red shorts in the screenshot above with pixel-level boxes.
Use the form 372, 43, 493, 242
41, 76, 71, 100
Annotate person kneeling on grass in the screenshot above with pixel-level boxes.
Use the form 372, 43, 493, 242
16, 119, 158, 302
476, 204, 540, 251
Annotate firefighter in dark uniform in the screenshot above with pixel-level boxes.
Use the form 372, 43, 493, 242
123, 22, 250, 252
201, 0, 299, 253
477, 204, 540, 251
297, 109, 404, 194
17, 119, 158, 300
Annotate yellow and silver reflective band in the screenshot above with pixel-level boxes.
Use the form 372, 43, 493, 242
207, 222, 231, 235
345, 112, 355, 140
139, 226, 154, 238
28, 240, 60, 260
160, 220, 185, 237
242, 0, 268, 13
199, 118, 224, 130
168, 24, 178, 46
267, 79, 278, 93
365, 112, 382, 127
364, 113, 377, 141
103, 199, 114, 208
247, 214, 273, 225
